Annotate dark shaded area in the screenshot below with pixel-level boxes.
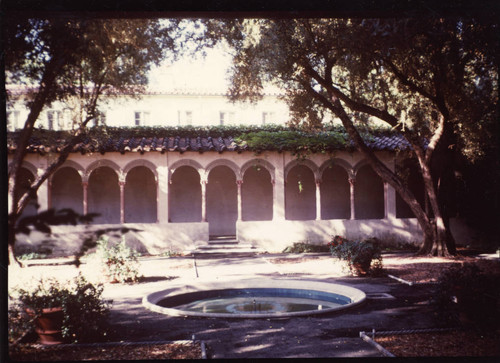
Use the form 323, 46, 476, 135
355, 165, 384, 219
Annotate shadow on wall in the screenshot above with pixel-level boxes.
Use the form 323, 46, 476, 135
237, 218, 424, 252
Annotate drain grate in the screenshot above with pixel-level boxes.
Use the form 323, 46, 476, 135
366, 293, 395, 299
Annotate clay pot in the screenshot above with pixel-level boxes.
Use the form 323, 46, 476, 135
352, 262, 369, 276
26, 307, 64, 345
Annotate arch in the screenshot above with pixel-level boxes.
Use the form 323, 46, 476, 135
319, 158, 353, 180
284, 159, 319, 181
125, 166, 157, 223
241, 159, 276, 182
206, 159, 241, 180
51, 167, 83, 215
242, 164, 273, 221
285, 164, 316, 220
207, 165, 237, 236
8, 161, 38, 179
123, 159, 158, 182
354, 164, 384, 219
169, 159, 204, 182
85, 159, 121, 182
88, 166, 120, 224
320, 164, 351, 219
169, 165, 202, 222
54, 160, 85, 178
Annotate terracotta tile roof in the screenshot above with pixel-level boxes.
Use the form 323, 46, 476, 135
7, 128, 412, 155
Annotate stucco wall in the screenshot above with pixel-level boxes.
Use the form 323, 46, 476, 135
10, 149, 476, 256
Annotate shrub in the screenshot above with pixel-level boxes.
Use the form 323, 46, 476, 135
92, 236, 141, 283
13, 274, 109, 343
282, 242, 330, 253
328, 236, 383, 276
433, 263, 500, 331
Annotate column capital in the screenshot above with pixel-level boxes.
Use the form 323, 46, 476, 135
119, 181, 126, 188
315, 179, 322, 187
236, 179, 243, 186
82, 181, 89, 187
348, 177, 356, 186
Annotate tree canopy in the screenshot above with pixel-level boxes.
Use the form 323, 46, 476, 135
202, 17, 499, 255
4, 16, 182, 265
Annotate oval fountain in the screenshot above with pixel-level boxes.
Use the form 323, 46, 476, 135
143, 279, 366, 318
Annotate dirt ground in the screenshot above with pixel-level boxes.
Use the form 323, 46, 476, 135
8, 251, 500, 359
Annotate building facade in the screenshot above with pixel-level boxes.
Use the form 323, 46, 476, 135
10, 129, 444, 256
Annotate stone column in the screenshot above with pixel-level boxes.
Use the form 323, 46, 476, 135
119, 181, 126, 224
82, 181, 88, 216
384, 182, 389, 219
236, 179, 243, 221
201, 179, 207, 222
157, 166, 169, 224
36, 169, 49, 212
386, 182, 397, 220
47, 179, 52, 210
315, 179, 322, 221
349, 177, 356, 220
273, 156, 286, 221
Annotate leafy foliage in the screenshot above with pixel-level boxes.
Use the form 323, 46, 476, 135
90, 236, 141, 283
328, 235, 383, 276
13, 275, 109, 343
201, 17, 499, 255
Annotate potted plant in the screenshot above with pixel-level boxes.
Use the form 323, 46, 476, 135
328, 235, 383, 276
14, 274, 109, 344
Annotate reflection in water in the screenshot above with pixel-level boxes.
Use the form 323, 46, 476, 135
175, 296, 344, 314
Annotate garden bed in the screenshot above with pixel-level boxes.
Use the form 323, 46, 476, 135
374, 329, 500, 357
382, 253, 500, 284
9, 341, 203, 361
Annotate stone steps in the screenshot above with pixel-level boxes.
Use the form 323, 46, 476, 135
187, 237, 264, 256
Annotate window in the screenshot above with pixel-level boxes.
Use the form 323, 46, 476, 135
262, 112, 275, 125
219, 111, 235, 125
134, 111, 150, 126
47, 110, 63, 130
178, 110, 193, 125
7, 110, 20, 131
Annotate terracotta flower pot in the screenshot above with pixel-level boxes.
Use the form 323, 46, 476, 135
26, 307, 64, 345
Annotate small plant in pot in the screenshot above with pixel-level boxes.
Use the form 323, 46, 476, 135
328, 235, 383, 276
13, 274, 110, 344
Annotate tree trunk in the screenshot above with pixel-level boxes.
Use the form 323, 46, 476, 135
328, 96, 442, 254
8, 221, 22, 267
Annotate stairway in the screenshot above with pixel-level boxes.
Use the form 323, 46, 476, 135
188, 235, 263, 257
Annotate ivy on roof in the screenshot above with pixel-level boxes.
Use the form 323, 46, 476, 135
8, 123, 407, 155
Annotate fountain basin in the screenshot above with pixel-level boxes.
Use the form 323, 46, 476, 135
143, 279, 366, 318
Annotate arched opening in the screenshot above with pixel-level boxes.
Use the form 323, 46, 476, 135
207, 165, 237, 236
321, 165, 350, 219
354, 164, 384, 219
125, 166, 157, 223
51, 167, 83, 215
242, 166, 273, 221
285, 165, 316, 220
88, 166, 120, 224
396, 159, 426, 218
15, 167, 38, 219
169, 166, 202, 222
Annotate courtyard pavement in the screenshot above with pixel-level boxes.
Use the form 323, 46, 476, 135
92, 253, 442, 359
8, 252, 446, 358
